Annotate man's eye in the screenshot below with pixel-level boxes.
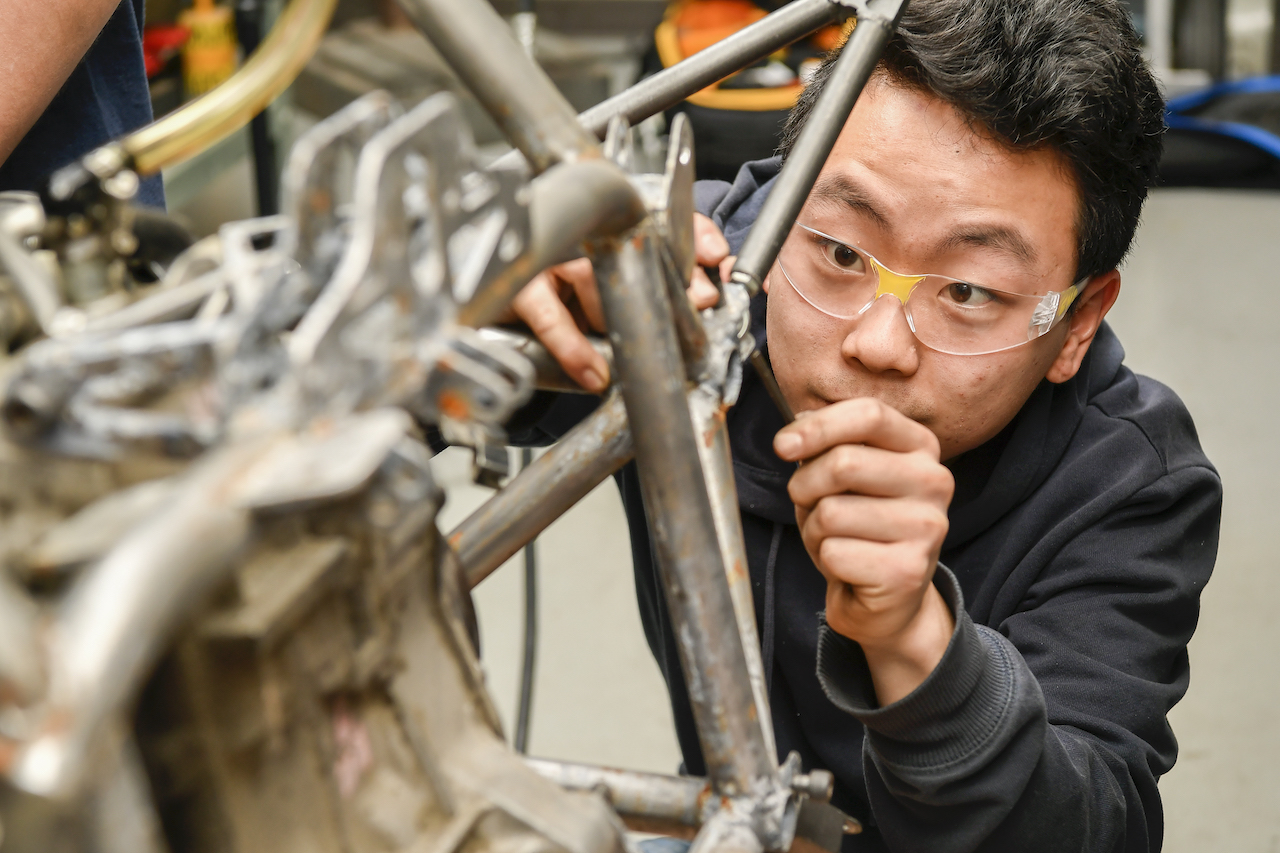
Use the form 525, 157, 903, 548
822, 241, 865, 272
945, 281, 995, 306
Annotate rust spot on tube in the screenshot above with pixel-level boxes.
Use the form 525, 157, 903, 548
0, 735, 15, 773
438, 390, 471, 421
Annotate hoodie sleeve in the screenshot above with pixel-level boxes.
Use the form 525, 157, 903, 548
814, 461, 1221, 853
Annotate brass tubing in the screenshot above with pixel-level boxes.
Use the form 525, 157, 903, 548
122, 0, 338, 175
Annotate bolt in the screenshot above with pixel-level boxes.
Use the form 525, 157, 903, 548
792, 769, 834, 803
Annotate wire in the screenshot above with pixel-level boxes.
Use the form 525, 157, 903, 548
514, 446, 538, 754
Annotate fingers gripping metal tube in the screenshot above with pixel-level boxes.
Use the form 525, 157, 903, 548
458, 160, 645, 330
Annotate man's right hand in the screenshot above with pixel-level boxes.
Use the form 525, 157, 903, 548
510, 213, 733, 393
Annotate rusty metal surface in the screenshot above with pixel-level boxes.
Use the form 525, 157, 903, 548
589, 223, 775, 800
455, 391, 632, 588
527, 758, 710, 827
0, 0, 885, 847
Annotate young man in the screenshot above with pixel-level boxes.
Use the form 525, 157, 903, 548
513, 0, 1222, 849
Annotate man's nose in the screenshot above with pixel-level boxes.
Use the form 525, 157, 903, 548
841, 294, 921, 375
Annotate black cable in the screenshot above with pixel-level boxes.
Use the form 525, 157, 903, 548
234, 0, 279, 216
514, 446, 538, 754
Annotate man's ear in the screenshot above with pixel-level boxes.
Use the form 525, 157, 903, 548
1045, 270, 1121, 384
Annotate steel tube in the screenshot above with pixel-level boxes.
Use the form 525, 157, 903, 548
454, 392, 633, 588
730, 0, 907, 296
590, 231, 774, 797
578, 0, 848, 137
477, 327, 614, 394
122, 0, 337, 175
688, 388, 776, 763
394, 0, 599, 173
458, 159, 644, 330
526, 758, 710, 827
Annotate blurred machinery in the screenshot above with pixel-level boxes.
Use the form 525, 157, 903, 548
0, 0, 912, 851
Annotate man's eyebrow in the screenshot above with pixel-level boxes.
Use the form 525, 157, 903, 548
940, 225, 1038, 267
810, 175, 890, 228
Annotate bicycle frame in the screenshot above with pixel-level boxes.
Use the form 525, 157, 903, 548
0, 1, 908, 851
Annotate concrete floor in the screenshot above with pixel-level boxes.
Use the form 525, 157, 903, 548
1109, 189, 1280, 850
443, 187, 1280, 849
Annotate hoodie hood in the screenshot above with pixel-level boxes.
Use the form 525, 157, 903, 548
704, 157, 1126, 547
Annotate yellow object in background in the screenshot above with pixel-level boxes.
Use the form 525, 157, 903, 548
180, 0, 239, 97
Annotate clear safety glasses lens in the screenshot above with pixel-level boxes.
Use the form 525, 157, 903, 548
775, 222, 1079, 356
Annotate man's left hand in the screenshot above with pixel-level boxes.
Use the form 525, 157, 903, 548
774, 398, 956, 705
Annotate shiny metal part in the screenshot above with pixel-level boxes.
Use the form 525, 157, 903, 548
0, 220, 61, 335
527, 758, 711, 830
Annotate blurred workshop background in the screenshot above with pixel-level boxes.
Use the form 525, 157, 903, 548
141, 0, 1280, 848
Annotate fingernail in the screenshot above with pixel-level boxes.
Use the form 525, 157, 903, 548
584, 367, 607, 393
775, 432, 801, 458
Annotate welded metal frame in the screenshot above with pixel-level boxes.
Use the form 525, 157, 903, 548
413, 0, 911, 850
0, 0, 906, 848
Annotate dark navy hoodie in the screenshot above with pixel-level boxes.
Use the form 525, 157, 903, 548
525, 158, 1221, 853
0, 0, 163, 207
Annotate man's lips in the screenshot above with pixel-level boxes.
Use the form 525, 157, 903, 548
808, 388, 933, 426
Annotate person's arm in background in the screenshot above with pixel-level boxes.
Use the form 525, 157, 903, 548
0, 0, 125, 167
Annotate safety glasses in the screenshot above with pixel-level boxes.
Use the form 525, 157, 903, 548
776, 221, 1084, 356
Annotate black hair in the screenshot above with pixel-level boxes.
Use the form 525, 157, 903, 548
779, 0, 1165, 281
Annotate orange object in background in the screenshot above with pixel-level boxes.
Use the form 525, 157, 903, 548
655, 0, 847, 111
180, 0, 239, 97
672, 0, 769, 56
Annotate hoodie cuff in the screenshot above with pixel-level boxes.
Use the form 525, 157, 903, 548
815, 565, 1018, 772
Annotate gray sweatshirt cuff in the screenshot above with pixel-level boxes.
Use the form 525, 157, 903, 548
815, 565, 1022, 774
